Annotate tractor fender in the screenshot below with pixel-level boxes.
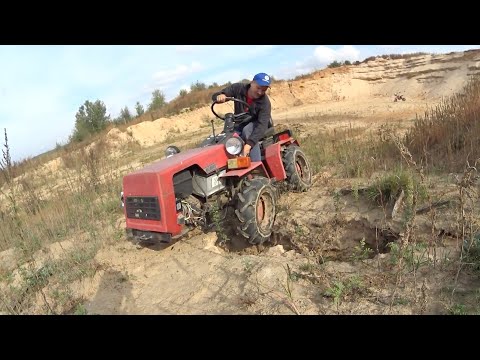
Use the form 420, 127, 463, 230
219, 161, 269, 178
263, 143, 287, 181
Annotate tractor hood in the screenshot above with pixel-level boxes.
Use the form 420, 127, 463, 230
122, 144, 230, 236
123, 144, 230, 199
128, 144, 229, 177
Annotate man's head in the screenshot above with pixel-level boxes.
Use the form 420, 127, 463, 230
249, 72, 271, 99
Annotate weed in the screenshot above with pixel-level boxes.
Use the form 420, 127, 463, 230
351, 238, 374, 262
449, 303, 467, 315
325, 275, 364, 312
73, 303, 88, 315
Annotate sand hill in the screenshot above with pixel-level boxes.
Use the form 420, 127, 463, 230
121, 49, 480, 149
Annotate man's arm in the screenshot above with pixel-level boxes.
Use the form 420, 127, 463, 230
211, 83, 242, 102
246, 99, 272, 147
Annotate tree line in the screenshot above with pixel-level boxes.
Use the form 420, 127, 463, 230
70, 80, 220, 143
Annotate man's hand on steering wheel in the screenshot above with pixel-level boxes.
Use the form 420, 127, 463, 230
211, 96, 252, 124
216, 94, 227, 103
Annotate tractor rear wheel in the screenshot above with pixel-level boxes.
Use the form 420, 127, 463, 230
234, 177, 276, 245
282, 145, 312, 192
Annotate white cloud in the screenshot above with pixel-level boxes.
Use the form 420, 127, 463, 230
152, 61, 204, 88
147, 46, 275, 98
313, 45, 360, 63
274, 45, 361, 80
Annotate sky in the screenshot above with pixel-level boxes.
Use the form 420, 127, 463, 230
0, 44, 479, 163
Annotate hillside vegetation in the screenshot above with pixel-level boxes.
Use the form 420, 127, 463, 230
4, 49, 480, 182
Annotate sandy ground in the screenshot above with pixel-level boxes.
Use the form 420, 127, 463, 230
71, 172, 479, 315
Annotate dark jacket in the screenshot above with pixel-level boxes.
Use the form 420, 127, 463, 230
211, 82, 272, 147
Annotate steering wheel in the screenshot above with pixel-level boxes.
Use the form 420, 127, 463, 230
211, 97, 253, 124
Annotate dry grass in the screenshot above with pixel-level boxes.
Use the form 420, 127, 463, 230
0, 132, 130, 313
1, 238, 101, 315
283, 77, 480, 313
405, 75, 480, 173
0, 139, 127, 251
361, 52, 431, 64
299, 121, 401, 178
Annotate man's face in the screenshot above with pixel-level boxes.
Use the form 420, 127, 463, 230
249, 81, 269, 99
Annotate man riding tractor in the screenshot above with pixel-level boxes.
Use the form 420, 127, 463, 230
120, 76, 312, 248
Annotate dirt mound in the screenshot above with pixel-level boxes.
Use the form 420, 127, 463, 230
106, 128, 130, 147
125, 102, 237, 147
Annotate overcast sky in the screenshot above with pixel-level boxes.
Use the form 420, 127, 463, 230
0, 44, 478, 162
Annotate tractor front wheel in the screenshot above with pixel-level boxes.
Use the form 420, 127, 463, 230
282, 145, 312, 192
234, 177, 276, 245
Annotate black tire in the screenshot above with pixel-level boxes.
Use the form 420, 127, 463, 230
234, 177, 276, 245
282, 145, 312, 192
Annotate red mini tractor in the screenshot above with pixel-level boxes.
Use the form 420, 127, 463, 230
121, 97, 312, 246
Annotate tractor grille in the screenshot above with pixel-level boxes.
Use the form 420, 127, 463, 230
125, 196, 161, 220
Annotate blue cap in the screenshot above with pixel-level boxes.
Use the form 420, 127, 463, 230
253, 72, 271, 87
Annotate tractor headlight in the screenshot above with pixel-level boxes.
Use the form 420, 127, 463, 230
225, 137, 244, 155
165, 145, 180, 158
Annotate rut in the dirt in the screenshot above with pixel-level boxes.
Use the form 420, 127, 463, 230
215, 216, 401, 262
271, 218, 400, 261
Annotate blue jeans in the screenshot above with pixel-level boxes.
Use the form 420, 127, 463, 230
235, 122, 261, 162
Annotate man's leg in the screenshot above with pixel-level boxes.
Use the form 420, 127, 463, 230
234, 123, 244, 137
241, 122, 261, 162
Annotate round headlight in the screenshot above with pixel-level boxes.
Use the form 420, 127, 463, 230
225, 137, 244, 155
165, 145, 180, 158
